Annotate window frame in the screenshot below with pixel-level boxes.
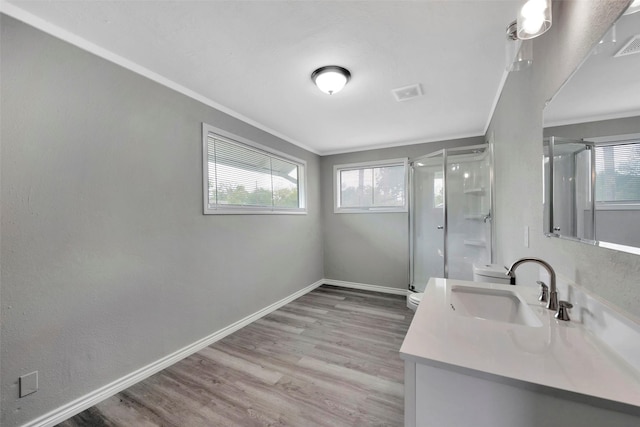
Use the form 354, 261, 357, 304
202, 123, 307, 215
333, 158, 409, 214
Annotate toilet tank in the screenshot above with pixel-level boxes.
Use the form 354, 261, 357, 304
472, 263, 513, 284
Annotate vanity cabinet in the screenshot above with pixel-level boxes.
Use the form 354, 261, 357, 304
400, 277, 640, 427
404, 360, 639, 427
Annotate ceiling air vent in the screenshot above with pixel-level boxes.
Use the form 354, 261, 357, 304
392, 84, 423, 102
615, 34, 640, 57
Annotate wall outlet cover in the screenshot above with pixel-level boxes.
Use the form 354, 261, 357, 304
19, 371, 38, 397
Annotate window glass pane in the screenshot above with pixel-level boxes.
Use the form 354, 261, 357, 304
215, 139, 272, 207
336, 161, 406, 211
340, 168, 373, 207
207, 139, 217, 207
595, 143, 640, 203
205, 130, 305, 213
373, 165, 405, 206
433, 171, 444, 208
272, 157, 299, 208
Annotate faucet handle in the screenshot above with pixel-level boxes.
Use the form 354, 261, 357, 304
504, 266, 516, 285
555, 301, 573, 321
536, 281, 548, 303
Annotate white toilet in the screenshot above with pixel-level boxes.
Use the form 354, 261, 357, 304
472, 263, 513, 285
407, 292, 424, 312
407, 264, 512, 312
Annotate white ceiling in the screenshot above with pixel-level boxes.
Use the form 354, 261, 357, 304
4, 1, 525, 154
544, 10, 640, 127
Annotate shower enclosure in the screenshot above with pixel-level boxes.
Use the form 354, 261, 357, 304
543, 136, 596, 241
409, 144, 493, 292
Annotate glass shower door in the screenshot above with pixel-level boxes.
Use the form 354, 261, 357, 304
445, 147, 492, 280
410, 152, 445, 292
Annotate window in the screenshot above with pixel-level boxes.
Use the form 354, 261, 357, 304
203, 124, 306, 214
433, 171, 444, 208
334, 158, 408, 213
595, 141, 640, 208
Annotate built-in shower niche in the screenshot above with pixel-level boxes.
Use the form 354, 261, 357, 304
410, 145, 492, 290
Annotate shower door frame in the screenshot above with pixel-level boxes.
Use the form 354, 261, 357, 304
409, 143, 493, 288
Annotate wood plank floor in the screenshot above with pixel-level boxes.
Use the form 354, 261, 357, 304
57, 285, 414, 427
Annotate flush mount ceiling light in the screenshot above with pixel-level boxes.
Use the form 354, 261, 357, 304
517, 0, 552, 40
311, 66, 351, 95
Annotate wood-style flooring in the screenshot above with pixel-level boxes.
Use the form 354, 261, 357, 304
57, 285, 414, 427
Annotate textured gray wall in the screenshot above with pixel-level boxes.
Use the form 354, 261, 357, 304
321, 137, 484, 289
545, 115, 640, 139
489, 0, 640, 317
1, 15, 323, 426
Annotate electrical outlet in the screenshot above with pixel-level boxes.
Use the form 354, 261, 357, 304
19, 371, 38, 397
524, 225, 530, 248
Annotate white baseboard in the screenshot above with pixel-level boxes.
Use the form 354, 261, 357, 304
23, 279, 324, 427
22, 278, 406, 427
322, 279, 409, 296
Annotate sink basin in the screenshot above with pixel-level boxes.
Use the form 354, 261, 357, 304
449, 285, 542, 327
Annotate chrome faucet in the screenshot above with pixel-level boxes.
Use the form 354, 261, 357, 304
505, 257, 558, 311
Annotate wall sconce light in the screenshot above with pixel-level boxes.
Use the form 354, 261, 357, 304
311, 66, 351, 95
517, 0, 552, 40
506, 20, 533, 72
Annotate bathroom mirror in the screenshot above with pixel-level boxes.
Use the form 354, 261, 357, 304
543, 6, 640, 255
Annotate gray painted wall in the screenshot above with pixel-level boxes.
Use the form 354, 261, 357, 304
321, 137, 484, 289
5, 1, 640, 426
1, 15, 323, 427
545, 115, 640, 139
488, 0, 640, 317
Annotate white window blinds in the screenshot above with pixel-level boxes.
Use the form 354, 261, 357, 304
203, 125, 306, 214
595, 142, 640, 204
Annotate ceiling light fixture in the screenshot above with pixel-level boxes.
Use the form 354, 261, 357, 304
311, 66, 351, 95
506, 20, 532, 72
517, 0, 552, 40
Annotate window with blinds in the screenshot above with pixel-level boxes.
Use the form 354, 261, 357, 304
595, 141, 640, 205
203, 124, 306, 214
334, 159, 408, 213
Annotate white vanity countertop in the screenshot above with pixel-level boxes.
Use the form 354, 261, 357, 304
400, 278, 640, 412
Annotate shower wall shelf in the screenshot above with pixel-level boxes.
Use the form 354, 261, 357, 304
463, 187, 485, 195
463, 239, 486, 247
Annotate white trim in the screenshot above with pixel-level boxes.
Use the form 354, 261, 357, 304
336, 158, 408, 170
320, 131, 484, 156
323, 279, 409, 296
22, 279, 324, 427
0, 2, 319, 156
